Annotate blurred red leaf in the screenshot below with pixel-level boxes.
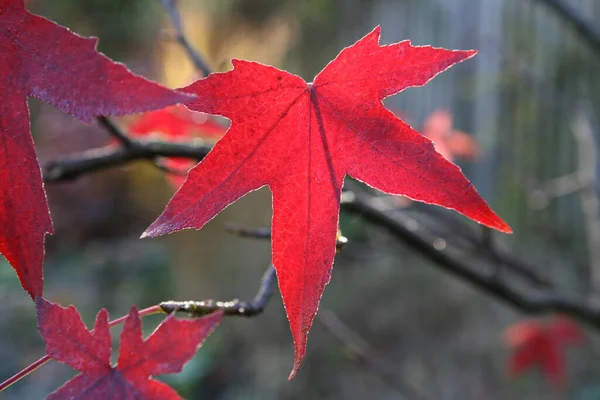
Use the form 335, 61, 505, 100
393, 108, 481, 207
421, 108, 480, 162
128, 105, 227, 188
36, 297, 222, 400
129, 105, 226, 141
0, 0, 191, 299
504, 316, 583, 386
143, 26, 511, 378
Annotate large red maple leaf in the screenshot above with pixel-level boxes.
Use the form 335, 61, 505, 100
504, 316, 583, 386
36, 297, 222, 399
144, 26, 511, 378
0, 0, 191, 299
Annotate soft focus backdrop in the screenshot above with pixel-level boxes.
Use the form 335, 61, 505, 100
2, 0, 600, 399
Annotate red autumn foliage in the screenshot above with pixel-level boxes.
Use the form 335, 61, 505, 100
504, 316, 583, 386
142, 26, 511, 378
36, 298, 222, 399
129, 105, 226, 141
0, 0, 519, 392
0, 0, 190, 299
128, 105, 227, 188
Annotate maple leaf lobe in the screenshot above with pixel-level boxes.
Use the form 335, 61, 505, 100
36, 296, 111, 373
145, 26, 511, 378
0, 0, 192, 299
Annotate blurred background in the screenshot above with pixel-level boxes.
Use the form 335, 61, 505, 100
2, 0, 600, 398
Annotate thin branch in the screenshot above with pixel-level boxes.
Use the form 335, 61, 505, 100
529, 172, 583, 209
407, 201, 551, 287
317, 309, 428, 400
225, 224, 272, 239
534, 0, 600, 55
160, 264, 277, 317
340, 193, 600, 329
571, 110, 600, 294
96, 116, 134, 147
43, 140, 211, 182
160, 0, 212, 77
526, 108, 600, 294
0, 355, 50, 394
225, 223, 349, 251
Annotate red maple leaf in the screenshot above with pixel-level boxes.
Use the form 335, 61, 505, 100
0, 0, 191, 299
129, 105, 226, 141
128, 105, 227, 188
504, 316, 583, 386
36, 297, 222, 399
143, 26, 512, 378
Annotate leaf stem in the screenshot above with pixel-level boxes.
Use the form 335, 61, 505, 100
97, 116, 134, 147
160, 0, 212, 77
0, 355, 51, 393
0, 304, 164, 393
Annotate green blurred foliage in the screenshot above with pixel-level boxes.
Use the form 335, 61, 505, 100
33, 0, 162, 57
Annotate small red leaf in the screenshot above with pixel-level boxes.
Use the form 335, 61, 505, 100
129, 105, 226, 141
36, 297, 222, 399
504, 316, 583, 386
0, 0, 191, 298
421, 108, 480, 162
128, 105, 227, 188
144, 26, 511, 378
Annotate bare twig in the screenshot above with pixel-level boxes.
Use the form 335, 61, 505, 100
96, 116, 197, 177
87, 1, 214, 181
317, 309, 428, 400
534, 0, 600, 55
43, 140, 211, 182
341, 193, 600, 329
225, 223, 349, 251
527, 109, 600, 294
409, 202, 551, 287
225, 224, 272, 239
96, 116, 134, 147
571, 111, 600, 293
528, 172, 582, 209
160, 264, 276, 317
160, 0, 212, 77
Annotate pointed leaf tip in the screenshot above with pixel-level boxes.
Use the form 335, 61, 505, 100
288, 358, 303, 381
